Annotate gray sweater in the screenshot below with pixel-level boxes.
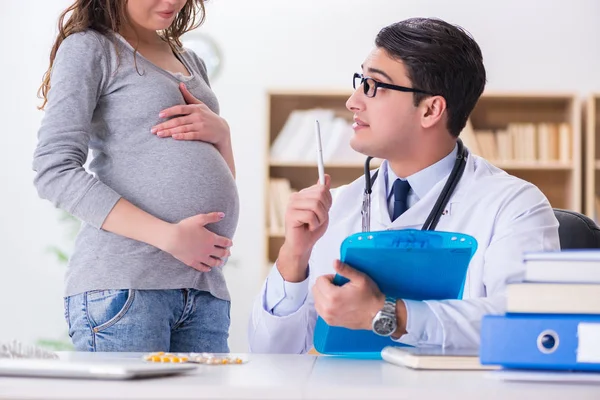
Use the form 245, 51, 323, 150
33, 30, 239, 299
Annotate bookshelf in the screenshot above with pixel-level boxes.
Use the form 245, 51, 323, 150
265, 91, 582, 264
466, 93, 582, 213
584, 94, 600, 219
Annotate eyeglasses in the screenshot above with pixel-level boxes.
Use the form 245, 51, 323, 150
353, 73, 433, 98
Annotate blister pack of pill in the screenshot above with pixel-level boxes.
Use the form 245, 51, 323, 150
143, 352, 248, 365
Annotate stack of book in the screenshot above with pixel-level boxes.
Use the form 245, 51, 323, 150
480, 250, 600, 371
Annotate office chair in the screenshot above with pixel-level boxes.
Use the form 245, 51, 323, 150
553, 208, 600, 249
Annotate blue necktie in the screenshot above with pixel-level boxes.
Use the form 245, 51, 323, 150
392, 179, 411, 221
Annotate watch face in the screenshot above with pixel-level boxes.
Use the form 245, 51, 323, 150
373, 314, 396, 336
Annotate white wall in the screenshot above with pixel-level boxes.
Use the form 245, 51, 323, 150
1, 0, 599, 352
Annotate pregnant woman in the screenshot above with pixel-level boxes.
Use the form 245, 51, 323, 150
33, 0, 239, 353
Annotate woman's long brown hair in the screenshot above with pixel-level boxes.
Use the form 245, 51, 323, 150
38, 0, 206, 110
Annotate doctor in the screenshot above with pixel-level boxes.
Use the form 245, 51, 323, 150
249, 17, 560, 352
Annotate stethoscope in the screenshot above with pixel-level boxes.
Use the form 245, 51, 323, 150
361, 139, 468, 232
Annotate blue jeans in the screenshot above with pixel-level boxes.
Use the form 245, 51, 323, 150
64, 289, 230, 352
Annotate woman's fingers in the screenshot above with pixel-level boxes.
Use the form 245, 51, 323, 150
213, 235, 233, 249
151, 115, 193, 133
172, 131, 202, 140
158, 104, 192, 118
203, 257, 221, 268
211, 246, 231, 260
190, 261, 211, 272
156, 125, 192, 138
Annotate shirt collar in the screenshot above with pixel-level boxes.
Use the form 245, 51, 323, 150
385, 144, 458, 201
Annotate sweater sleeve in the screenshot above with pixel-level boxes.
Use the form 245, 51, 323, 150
33, 31, 122, 229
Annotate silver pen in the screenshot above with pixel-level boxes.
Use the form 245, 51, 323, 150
315, 120, 325, 185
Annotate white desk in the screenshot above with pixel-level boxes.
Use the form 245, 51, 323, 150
0, 353, 598, 400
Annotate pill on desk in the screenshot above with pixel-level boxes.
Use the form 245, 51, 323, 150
143, 352, 247, 365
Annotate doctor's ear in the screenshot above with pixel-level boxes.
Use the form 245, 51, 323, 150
420, 95, 447, 129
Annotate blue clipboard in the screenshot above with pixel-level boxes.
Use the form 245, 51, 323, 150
313, 229, 477, 357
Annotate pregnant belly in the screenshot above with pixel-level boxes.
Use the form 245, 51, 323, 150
97, 140, 239, 238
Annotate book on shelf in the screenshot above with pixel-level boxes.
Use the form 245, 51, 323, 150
495, 128, 512, 161
270, 108, 363, 164
474, 129, 498, 160
267, 178, 294, 235
537, 123, 559, 162
458, 119, 481, 156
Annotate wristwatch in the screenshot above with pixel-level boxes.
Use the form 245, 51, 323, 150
372, 296, 397, 337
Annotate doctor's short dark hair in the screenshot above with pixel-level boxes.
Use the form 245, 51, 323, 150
375, 18, 486, 137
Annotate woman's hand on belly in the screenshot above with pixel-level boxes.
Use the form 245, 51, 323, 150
151, 83, 236, 177
151, 83, 230, 146
162, 211, 233, 272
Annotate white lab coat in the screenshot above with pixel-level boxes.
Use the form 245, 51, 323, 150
248, 154, 560, 353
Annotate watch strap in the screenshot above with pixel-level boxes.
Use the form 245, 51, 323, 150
382, 296, 397, 316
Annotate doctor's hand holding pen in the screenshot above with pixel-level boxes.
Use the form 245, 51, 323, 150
276, 120, 331, 283
276, 175, 332, 283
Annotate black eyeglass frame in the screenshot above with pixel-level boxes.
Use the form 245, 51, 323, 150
353, 72, 434, 98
